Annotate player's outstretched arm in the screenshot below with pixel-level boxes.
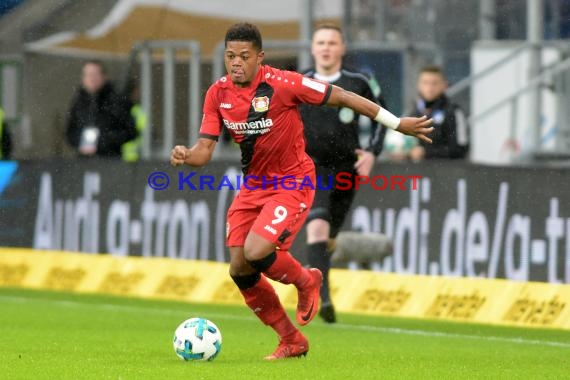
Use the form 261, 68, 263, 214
170, 138, 217, 167
326, 85, 434, 144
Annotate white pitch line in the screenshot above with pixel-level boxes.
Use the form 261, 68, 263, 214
333, 323, 570, 349
2, 294, 570, 349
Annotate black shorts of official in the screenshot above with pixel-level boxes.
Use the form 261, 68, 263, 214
306, 163, 357, 239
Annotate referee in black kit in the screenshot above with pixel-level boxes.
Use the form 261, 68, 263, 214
299, 24, 387, 323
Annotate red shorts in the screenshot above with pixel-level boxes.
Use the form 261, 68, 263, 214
226, 185, 315, 251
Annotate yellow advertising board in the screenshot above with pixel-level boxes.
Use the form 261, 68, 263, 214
1, 248, 569, 330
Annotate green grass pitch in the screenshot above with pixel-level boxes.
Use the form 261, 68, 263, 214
1, 288, 569, 379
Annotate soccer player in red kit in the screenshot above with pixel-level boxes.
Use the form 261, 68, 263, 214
171, 23, 433, 360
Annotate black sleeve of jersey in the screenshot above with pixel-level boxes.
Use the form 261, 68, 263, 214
1, 122, 11, 159
447, 105, 469, 159
360, 73, 387, 157
428, 105, 469, 159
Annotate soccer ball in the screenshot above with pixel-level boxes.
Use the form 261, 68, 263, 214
173, 318, 222, 361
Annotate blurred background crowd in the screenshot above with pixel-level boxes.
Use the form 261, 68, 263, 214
0, 0, 569, 166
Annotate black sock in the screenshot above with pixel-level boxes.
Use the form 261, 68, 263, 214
231, 272, 261, 290
307, 242, 331, 304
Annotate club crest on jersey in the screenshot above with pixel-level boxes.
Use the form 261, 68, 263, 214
432, 110, 446, 125
252, 96, 270, 113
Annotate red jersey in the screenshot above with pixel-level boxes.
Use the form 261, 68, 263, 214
199, 65, 332, 182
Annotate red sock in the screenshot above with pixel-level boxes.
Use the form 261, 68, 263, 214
263, 251, 310, 288
239, 274, 298, 340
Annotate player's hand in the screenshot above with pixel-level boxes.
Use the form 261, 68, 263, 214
354, 149, 375, 177
170, 145, 189, 167
396, 115, 434, 144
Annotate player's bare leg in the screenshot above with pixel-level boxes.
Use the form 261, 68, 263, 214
229, 246, 308, 360
306, 218, 336, 323
243, 232, 322, 328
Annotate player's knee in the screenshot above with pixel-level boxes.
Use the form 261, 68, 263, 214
229, 251, 257, 278
228, 261, 256, 278
243, 247, 267, 263
243, 231, 277, 262
307, 219, 330, 243
228, 264, 242, 278
243, 242, 273, 262
244, 250, 277, 273
228, 264, 241, 278
242, 245, 257, 262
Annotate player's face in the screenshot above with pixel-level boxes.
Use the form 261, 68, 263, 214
82, 63, 106, 94
224, 41, 264, 87
311, 28, 345, 72
417, 72, 447, 102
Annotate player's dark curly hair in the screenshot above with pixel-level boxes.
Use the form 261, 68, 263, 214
225, 22, 263, 51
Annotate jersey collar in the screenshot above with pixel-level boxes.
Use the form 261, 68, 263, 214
314, 71, 341, 83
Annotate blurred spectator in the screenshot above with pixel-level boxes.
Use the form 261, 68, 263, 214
121, 81, 147, 162
0, 106, 12, 160
66, 60, 136, 158
299, 24, 388, 324
407, 65, 469, 161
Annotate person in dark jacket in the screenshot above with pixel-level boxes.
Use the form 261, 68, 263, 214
408, 65, 469, 161
0, 107, 12, 160
299, 24, 388, 323
66, 60, 136, 157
